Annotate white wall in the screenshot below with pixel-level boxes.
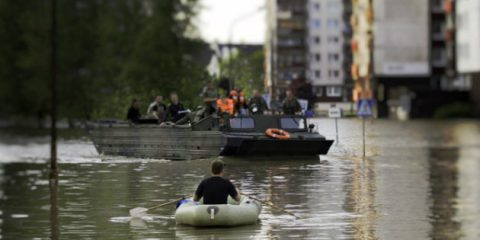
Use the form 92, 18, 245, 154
374, 0, 430, 76
456, 0, 480, 73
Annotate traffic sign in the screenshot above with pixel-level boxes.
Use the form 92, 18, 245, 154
328, 107, 342, 118
357, 99, 373, 117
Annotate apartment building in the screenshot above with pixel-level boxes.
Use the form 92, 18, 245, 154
266, 0, 308, 98
456, 0, 480, 116
266, 0, 352, 104
307, 0, 352, 102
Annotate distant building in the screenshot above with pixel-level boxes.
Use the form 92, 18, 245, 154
372, 0, 471, 119
266, 0, 308, 98
351, 0, 374, 103
265, 0, 352, 107
307, 0, 353, 103
456, 0, 480, 116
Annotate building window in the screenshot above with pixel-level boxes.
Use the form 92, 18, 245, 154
327, 19, 339, 29
328, 70, 340, 78
327, 2, 340, 12
315, 53, 321, 62
432, 47, 446, 64
328, 53, 340, 62
432, 0, 443, 9
327, 36, 340, 44
313, 86, 323, 97
326, 86, 342, 97
312, 19, 321, 29
432, 22, 445, 38
294, 54, 303, 63
314, 3, 320, 10
314, 36, 320, 44
315, 70, 321, 78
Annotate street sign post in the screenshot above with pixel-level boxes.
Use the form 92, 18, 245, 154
328, 106, 342, 144
357, 99, 374, 160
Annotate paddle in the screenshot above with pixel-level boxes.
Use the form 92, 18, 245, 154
240, 192, 303, 219
129, 198, 183, 218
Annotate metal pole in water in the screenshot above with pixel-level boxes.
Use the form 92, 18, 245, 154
49, 0, 58, 179
335, 117, 339, 144
362, 117, 366, 160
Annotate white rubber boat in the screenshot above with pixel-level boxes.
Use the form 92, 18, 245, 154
175, 197, 262, 227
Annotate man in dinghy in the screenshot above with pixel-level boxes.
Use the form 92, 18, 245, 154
193, 159, 241, 204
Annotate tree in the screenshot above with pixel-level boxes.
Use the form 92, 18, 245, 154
0, 0, 208, 124
220, 48, 265, 97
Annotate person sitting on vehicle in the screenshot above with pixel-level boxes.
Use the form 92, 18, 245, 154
202, 81, 218, 115
216, 94, 234, 116
127, 99, 158, 124
167, 92, 188, 122
270, 96, 282, 115
147, 95, 167, 121
175, 106, 207, 125
282, 89, 302, 115
193, 159, 241, 204
248, 89, 268, 115
236, 90, 248, 115
229, 89, 238, 111
127, 99, 141, 123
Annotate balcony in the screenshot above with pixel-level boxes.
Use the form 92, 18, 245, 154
277, 19, 306, 30
431, 0, 445, 13
432, 29, 446, 41
277, 39, 304, 48
432, 48, 448, 67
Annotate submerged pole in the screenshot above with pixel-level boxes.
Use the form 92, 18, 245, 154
362, 117, 366, 160
49, 0, 58, 179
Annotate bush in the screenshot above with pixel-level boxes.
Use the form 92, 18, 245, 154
433, 102, 473, 119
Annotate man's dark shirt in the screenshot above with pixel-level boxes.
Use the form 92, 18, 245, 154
248, 96, 268, 114
283, 97, 302, 115
167, 103, 186, 122
195, 176, 238, 204
127, 107, 141, 123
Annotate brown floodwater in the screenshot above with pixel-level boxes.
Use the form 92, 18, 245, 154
0, 119, 479, 239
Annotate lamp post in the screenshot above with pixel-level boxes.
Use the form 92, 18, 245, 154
50, 0, 58, 180
227, 5, 265, 90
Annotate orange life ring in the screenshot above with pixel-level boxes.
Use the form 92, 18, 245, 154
265, 128, 290, 140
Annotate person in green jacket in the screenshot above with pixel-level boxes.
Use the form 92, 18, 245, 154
282, 90, 302, 115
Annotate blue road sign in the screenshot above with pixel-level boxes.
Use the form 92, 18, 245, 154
357, 99, 373, 117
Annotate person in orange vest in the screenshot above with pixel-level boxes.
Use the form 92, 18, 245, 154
216, 94, 234, 116
229, 90, 238, 114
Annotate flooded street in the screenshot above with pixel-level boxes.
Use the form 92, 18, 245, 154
0, 119, 479, 239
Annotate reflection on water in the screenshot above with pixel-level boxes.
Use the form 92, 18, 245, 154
0, 120, 479, 239
49, 179, 59, 240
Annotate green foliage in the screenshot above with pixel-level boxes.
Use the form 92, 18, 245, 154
0, 0, 207, 121
220, 49, 265, 96
433, 102, 473, 119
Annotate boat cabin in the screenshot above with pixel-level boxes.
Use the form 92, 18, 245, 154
225, 115, 311, 133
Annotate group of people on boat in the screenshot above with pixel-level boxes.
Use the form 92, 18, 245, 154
126, 81, 303, 125
127, 92, 188, 124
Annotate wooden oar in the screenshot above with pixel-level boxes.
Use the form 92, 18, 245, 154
129, 198, 183, 218
240, 192, 303, 219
